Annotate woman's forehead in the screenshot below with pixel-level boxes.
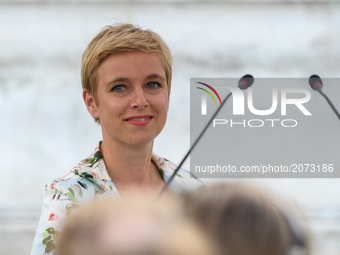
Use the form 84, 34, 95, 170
97, 52, 166, 83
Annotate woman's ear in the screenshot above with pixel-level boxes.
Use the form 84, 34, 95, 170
83, 89, 100, 119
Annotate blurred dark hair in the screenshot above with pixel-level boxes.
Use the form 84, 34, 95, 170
183, 182, 310, 255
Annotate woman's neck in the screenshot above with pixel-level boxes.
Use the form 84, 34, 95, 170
100, 138, 163, 194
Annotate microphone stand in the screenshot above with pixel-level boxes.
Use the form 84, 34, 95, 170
309, 75, 340, 121
316, 88, 340, 120
156, 92, 232, 200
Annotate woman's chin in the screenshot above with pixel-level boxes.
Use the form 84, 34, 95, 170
108, 134, 155, 148
128, 137, 155, 148
125, 130, 162, 147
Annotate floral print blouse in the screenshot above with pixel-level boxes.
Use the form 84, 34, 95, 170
31, 142, 204, 255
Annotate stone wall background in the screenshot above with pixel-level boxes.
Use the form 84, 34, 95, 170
1, 1, 340, 254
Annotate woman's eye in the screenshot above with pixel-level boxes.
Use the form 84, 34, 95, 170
111, 85, 126, 92
147, 82, 160, 89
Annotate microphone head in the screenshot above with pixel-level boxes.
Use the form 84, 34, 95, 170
309, 74, 323, 91
238, 74, 254, 90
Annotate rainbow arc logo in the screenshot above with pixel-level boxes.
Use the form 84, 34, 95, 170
196, 82, 222, 115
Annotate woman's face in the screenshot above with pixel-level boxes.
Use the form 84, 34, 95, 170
84, 51, 170, 147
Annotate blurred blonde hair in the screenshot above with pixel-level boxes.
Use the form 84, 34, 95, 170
184, 182, 311, 255
57, 198, 216, 255
81, 23, 172, 123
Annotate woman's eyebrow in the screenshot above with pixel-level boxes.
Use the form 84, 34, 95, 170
106, 77, 130, 86
106, 74, 165, 86
146, 74, 165, 81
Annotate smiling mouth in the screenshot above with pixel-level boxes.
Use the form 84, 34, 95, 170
125, 116, 153, 121
125, 115, 153, 127
124, 116, 153, 126
127, 117, 152, 121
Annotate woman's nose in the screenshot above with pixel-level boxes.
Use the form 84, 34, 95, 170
130, 87, 148, 109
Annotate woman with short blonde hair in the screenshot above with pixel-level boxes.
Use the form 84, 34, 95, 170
31, 23, 203, 255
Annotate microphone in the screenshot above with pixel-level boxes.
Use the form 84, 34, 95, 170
309, 74, 340, 121
309, 75, 323, 91
156, 75, 254, 200
238, 74, 254, 89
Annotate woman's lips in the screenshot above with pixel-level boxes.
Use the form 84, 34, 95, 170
125, 116, 153, 126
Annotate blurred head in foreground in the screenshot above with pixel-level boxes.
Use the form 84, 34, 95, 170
184, 182, 310, 255
57, 198, 215, 255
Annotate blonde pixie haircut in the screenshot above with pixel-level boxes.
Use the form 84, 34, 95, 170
81, 23, 172, 106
